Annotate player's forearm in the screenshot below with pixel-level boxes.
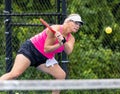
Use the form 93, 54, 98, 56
63, 42, 73, 55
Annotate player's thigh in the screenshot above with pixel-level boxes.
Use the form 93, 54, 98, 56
10, 54, 31, 74
37, 64, 66, 79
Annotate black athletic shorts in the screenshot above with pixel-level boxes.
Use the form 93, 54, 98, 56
17, 40, 48, 67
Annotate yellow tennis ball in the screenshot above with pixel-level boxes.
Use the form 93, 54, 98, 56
105, 26, 112, 34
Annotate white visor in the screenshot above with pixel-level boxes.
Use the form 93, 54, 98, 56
66, 14, 83, 25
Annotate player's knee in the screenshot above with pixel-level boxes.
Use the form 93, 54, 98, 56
61, 71, 66, 79
10, 72, 22, 79
56, 71, 66, 79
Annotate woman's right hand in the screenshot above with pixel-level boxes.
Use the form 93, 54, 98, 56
55, 32, 64, 45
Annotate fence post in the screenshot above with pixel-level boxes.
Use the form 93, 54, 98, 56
61, 0, 69, 79
4, 0, 13, 73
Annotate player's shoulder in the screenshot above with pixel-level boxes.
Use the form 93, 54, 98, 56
51, 24, 60, 28
51, 25, 61, 31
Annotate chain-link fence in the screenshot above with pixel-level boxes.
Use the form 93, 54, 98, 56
0, 0, 120, 94
0, 0, 67, 76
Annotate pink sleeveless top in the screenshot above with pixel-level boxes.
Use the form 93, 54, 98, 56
30, 25, 70, 59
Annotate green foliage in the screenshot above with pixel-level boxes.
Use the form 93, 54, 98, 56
67, 0, 120, 51
69, 32, 120, 79
0, 55, 6, 76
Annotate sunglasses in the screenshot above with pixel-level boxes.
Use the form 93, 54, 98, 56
70, 20, 82, 26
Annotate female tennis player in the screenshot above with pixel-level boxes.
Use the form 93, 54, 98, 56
0, 14, 83, 94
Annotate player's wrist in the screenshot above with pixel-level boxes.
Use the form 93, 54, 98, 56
62, 37, 66, 44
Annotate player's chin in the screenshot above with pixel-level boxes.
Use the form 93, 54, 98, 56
72, 27, 78, 33
72, 30, 78, 33
73, 29, 78, 33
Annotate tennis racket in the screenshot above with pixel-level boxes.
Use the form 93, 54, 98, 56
40, 18, 56, 34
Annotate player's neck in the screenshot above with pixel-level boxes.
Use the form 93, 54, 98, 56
62, 26, 70, 37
